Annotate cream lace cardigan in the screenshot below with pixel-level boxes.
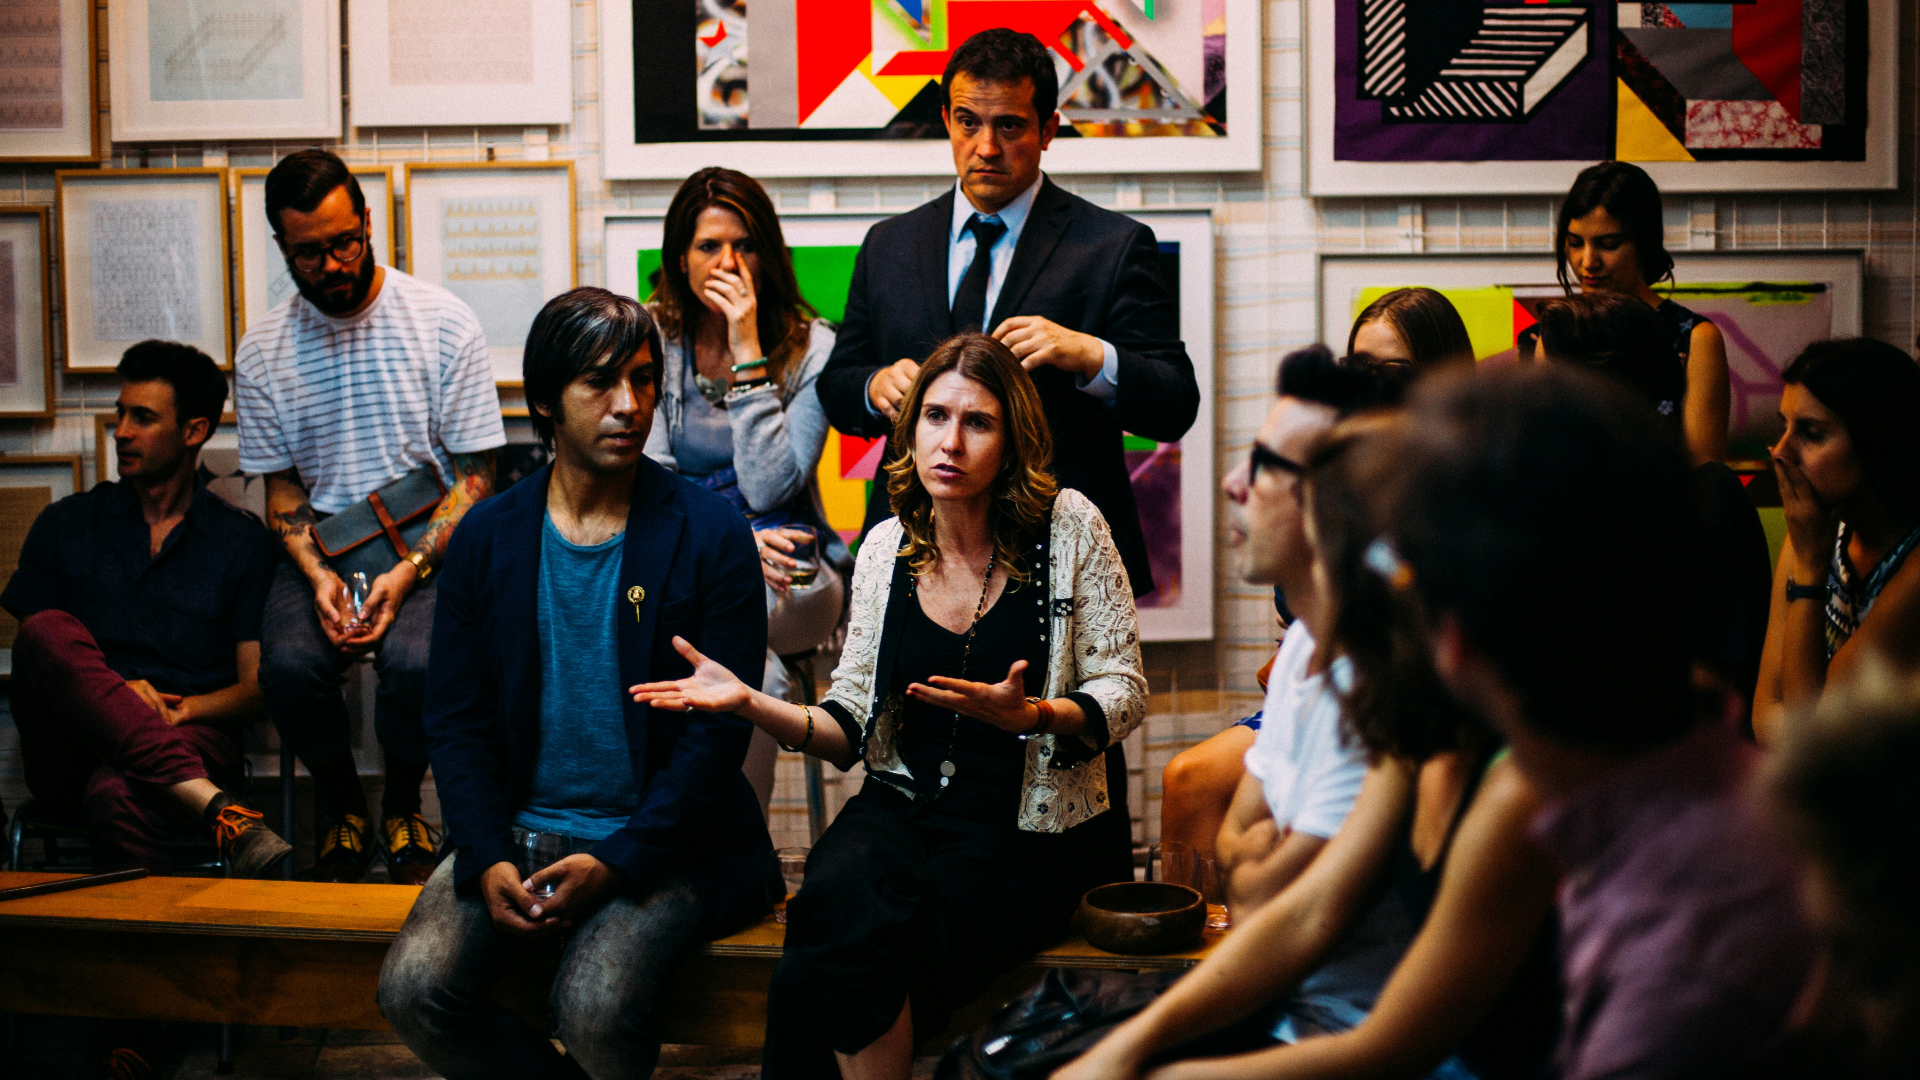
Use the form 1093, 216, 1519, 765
819, 488, 1148, 833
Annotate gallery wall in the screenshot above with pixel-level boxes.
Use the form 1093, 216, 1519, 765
1, 0, 1917, 849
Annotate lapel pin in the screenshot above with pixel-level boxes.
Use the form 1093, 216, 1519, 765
627, 585, 646, 621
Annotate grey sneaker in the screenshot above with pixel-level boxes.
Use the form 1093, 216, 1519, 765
213, 803, 292, 878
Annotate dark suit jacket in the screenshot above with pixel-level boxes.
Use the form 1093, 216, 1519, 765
422, 457, 779, 938
816, 178, 1199, 595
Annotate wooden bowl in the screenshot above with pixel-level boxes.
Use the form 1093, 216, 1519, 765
1076, 881, 1205, 956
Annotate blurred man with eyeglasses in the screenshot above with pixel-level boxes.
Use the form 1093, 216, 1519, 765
235, 149, 506, 884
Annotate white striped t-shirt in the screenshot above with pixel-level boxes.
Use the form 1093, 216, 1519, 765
235, 267, 507, 513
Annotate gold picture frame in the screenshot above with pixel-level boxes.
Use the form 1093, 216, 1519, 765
0, 207, 57, 418
0, 0, 101, 163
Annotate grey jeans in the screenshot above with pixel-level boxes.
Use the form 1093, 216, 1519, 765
377, 856, 705, 1080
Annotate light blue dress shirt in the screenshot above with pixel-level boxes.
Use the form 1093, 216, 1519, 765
865, 173, 1119, 418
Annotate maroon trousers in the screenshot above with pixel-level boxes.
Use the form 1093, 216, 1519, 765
10, 610, 239, 871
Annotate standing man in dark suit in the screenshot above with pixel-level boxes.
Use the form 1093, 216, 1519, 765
816, 27, 1199, 596
378, 288, 779, 1080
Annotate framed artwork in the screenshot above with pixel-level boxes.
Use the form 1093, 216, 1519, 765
55, 168, 233, 372
403, 161, 578, 388
0, 208, 55, 418
94, 412, 255, 514
1318, 250, 1865, 459
0, 0, 99, 161
606, 208, 1218, 640
1305, 0, 1898, 195
599, 0, 1262, 179
0, 453, 82, 677
346, 0, 572, 126
107, 0, 341, 142
233, 165, 395, 335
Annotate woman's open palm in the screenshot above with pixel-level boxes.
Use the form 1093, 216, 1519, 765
908, 660, 1033, 732
628, 636, 751, 714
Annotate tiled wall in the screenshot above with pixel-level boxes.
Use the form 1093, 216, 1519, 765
4, 0, 1916, 853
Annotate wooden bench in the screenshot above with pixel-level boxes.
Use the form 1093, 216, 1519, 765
0, 871, 1220, 1048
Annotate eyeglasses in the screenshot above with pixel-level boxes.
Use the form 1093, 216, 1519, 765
1249, 441, 1306, 482
285, 229, 366, 273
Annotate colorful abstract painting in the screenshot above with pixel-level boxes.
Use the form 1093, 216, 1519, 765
1349, 278, 1837, 458
1332, 0, 1869, 164
633, 0, 1225, 143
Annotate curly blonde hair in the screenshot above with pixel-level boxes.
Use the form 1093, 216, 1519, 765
886, 333, 1057, 584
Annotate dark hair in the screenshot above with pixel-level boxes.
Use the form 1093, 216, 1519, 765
1389, 364, 1697, 754
522, 288, 663, 449
1555, 161, 1674, 295
1306, 415, 1490, 761
1278, 344, 1408, 415
1346, 287, 1475, 368
1531, 292, 1686, 428
1782, 338, 1920, 512
651, 167, 819, 390
265, 149, 365, 235
116, 340, 228, 434
1768, 663, 1920, 1072
941, 28, 1059, 120
886, 332, 1057, 585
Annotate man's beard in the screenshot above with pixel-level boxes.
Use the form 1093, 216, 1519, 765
293, 252, 376, 316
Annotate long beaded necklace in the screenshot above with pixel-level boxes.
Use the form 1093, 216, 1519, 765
916, 550, 997, 795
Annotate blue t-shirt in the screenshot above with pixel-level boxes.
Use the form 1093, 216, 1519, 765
514, 513, 639, 841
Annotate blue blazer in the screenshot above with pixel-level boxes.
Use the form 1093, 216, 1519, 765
422, 456, 779, 937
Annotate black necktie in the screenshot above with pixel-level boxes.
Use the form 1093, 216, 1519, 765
950, 214, 1008, 334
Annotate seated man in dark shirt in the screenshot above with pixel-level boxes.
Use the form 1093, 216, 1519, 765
2, 340, 289, 876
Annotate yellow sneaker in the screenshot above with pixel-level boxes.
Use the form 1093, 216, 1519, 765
382, 813, 442, 886
311, 813, 373, 883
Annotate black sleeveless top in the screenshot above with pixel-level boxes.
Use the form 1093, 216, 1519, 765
891, 575, 1046, 826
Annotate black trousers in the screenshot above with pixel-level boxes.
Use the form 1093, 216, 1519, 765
762, 779, 1132, 1078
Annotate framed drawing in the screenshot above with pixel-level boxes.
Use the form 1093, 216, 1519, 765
0, 453, 82, 677
0, 208, 55, 418
0, 0, 99, 161
56, 168, 232, 372
94, 412, 255, 513
403, 161, 578, 388
107, 0, 341, 142
599, 0, 1261, 179
233, 165, 395, 335
1306, 0, 1898, 195
1318, 250, 1865, 459
346, 0, 572, 126
606, 208, 1218, 640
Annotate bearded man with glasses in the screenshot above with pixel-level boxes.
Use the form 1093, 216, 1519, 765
235, 149, 506, 884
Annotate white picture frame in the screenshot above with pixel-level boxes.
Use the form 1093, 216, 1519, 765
598, 0, 1262, 179
1304, 0, 1899, 196
605, 207, 1217, 641
0, 454, 83, 678
1318, 249, 1866, 458
0, 0, 100, 162
0, 208, 55, 418
55, 168, 232, 372
346, 0, 572, 127
233, 165, 395, 336
108, 0, 341, 142
404, 161, 578, 389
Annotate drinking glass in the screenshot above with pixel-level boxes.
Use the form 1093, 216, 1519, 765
346, 571, 371, 631
774, 846, 809, 924
1147, 840, 1193, 888
782, 526, 820, 589
1196, 854, 1231, 930
520, 830, 570, 899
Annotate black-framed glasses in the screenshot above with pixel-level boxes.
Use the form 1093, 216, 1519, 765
1249, 441, 1306, 482
286, 229, 367, 273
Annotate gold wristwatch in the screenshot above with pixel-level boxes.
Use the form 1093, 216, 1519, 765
407, 550, 434, 583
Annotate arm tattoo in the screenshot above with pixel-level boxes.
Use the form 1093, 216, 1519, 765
265, 469, 320, 544
410, 451, 497, 568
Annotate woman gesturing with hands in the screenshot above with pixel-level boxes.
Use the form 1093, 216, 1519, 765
633, 333, 1145, 1080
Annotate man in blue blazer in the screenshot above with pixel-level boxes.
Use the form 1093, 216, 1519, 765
379, 288, 779, 1080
